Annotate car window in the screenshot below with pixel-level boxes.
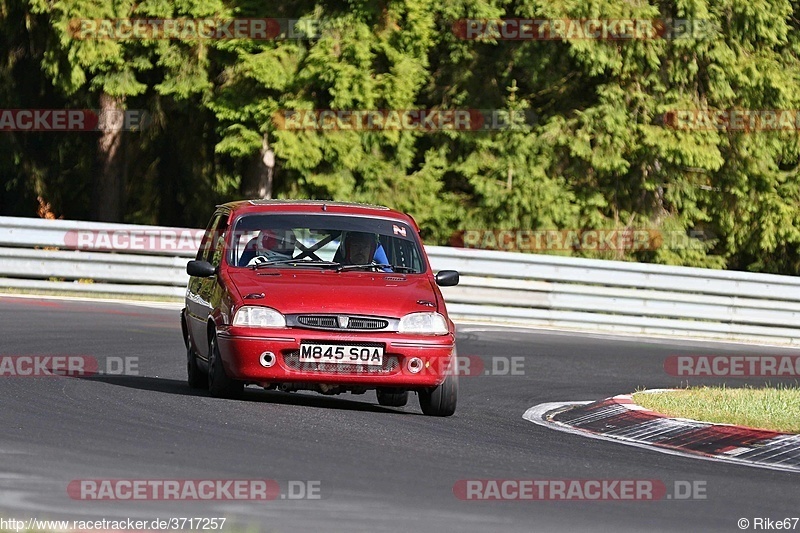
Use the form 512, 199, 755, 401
228, 214, 426, 273
196, 212, 229, 266
196, 213, 223, 262
209, 216, 229, 267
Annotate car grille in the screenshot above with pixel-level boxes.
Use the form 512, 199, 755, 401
346, 317, 389, 329
297, 315, 338, 328
283, 351, 399, 374
296, 315, 389, 331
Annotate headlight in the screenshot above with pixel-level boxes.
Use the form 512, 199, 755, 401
398, 312, 449, 335
233, 306, 286, 328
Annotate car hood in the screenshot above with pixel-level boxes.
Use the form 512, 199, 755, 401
226, 269, 439, 317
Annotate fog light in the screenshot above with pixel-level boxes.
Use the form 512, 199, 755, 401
259, 351, 276, 368
407, 357, 424, 374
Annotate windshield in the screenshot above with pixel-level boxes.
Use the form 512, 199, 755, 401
227, 213, 426, 273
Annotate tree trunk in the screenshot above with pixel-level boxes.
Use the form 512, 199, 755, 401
242, 135, 274, 199
92, 92, 125, 221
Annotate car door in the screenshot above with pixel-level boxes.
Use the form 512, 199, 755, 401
186, 211, 227, 359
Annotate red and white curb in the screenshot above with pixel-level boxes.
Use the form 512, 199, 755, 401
523, 394, 800, 474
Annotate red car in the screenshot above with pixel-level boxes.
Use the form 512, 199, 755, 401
181, 200, 460, 416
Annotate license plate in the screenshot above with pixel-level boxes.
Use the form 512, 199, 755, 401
299, 343, 384, 366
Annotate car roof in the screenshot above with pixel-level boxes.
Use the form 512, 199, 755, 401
216, 199, 419, 231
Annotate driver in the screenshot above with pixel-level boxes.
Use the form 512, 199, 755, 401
343, 231, 376, 266
240, 228, 296, 265
342, 232, 393, 272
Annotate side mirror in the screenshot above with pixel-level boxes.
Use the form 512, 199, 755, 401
435, 270, 459, 287
187, 260, 216, 278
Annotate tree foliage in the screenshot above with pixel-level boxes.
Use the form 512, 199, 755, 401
2, 0, 800, 273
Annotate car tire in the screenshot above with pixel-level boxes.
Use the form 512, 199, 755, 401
376, 389, 408, 407
419, 373, 457, 417
187, 346, 208, 390
208, 336, 244, 399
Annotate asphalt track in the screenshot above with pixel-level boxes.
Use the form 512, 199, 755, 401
0, 295, 798, 533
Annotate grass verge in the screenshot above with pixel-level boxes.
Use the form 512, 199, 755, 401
632, 385, 800, 433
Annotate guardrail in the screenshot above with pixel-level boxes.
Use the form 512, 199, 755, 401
1, 216, 799, 345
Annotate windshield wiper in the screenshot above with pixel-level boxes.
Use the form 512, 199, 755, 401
335, 263, 417, 273
250, 259, 341, 269
385, 265, 417, 273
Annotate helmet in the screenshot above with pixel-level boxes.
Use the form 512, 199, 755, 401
257, 228, 296, 257
344, 232, 377, 262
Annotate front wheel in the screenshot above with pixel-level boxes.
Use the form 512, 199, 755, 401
376, 389, 408, 407
208, 336, 244, 399
419, 373, 457, 417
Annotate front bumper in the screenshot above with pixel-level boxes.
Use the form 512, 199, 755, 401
216, 326, 456, 387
